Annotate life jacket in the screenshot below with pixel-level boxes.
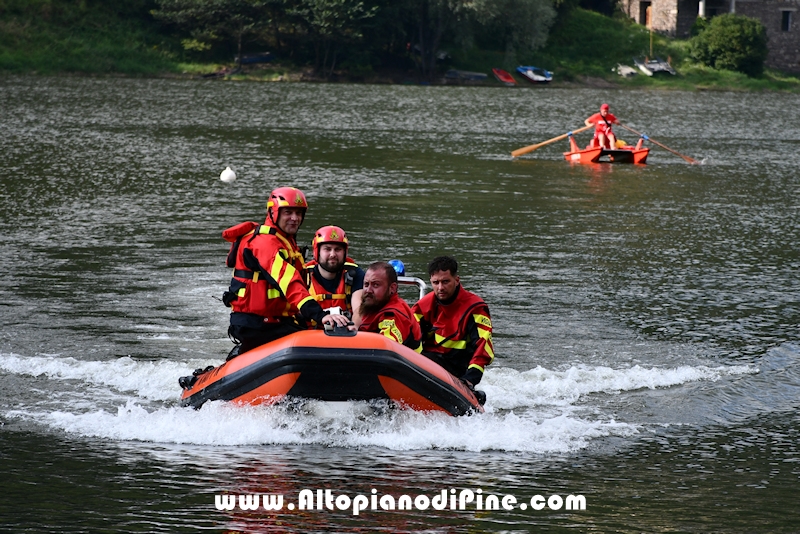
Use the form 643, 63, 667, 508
359, 293, 422, 352
589, 112, 617, 139
221, 221, 309, 320
411, 286, 494, 372
304, 258, 359, 313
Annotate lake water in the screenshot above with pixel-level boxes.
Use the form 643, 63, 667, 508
1, 75, 799, 532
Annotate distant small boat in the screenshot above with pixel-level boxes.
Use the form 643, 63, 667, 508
235, 52, 274, 65
492, 68, 517, 86
614, 64, 638, 77
444, 69, 488, 82
516, 66, 553, 84
564, 136, 649, 164
201, 66, 242, 78
633, 57, 676, 76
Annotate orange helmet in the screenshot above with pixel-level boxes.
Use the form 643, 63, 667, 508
312, 225, 348, 262
266, 187, 308, 224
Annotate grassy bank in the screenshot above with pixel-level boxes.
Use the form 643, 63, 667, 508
1, 2, 798, 91
0, 0, 177, 74
537, 8, 662, 79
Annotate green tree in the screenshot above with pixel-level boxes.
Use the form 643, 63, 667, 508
289, 0, 378, 76
690, 13, 768, 77
411, 0, 456, 80
406, 0, 555, 80
152, 0, 272, 68
470, 0, 555, 66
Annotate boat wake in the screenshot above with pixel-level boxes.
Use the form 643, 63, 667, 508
0, 346, 784, 454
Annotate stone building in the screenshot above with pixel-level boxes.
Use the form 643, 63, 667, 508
618, 0, 800, 72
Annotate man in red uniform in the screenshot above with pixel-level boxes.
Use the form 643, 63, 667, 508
304, 225, 365, 326
221, 187, 349, 357
584, 103, 619, 149
358, 261, 422, 352
411, 256, 494, 387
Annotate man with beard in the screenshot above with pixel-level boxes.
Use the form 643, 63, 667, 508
358, 261, 422, 352
304, 225, 365, 326
412, 256, 494, 388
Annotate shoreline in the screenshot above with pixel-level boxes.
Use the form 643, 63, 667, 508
6, 63, 800, 93
179, 63, 800, 93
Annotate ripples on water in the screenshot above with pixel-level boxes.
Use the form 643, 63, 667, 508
1, 76, 800, 532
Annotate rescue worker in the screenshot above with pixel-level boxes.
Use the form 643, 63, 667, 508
305, 225, 366, 327
221, 187, 349, 357
358, 261, 422, 352
584, 103, 619, 149
411, 256, 494, 387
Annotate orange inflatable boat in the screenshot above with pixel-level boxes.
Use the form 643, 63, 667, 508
179, 329, 485, 416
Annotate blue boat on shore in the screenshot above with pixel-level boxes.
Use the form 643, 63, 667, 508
444, 69, 488, 82
234, 52, 274, 65
516, 65, 553, 84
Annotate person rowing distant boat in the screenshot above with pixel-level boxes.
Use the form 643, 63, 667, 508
584, 103, 619, 149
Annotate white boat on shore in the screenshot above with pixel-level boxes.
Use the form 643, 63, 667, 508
633, 57, 676, 76
516, 65, 553, 84
614, 64, 638, 77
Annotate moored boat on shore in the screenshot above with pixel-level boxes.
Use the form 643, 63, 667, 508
516, 65, 553, 84
444, 69, 488, 82
633, 57, 676, 76
492, 68, 517, 86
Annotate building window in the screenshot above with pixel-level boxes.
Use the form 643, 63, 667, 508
781, 10, 791, 32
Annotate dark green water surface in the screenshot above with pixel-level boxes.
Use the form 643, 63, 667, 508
1, 76, 799, 532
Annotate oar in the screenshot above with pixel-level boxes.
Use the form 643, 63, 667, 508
618, 124, 699, 164
511, 124, 594, 158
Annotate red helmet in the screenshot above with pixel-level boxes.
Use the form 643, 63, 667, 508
312, 225, 348, 262
266, 187, 308, 224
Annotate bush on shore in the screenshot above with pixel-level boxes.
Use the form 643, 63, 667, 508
690, 14, 768, 78
0, 0, 178, 74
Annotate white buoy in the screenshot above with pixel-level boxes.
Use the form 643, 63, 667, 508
220, 166, 236, 183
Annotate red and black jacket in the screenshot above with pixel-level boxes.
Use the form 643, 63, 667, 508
359, 293, 422, 352
222, 220, 325, 328
304, 258, 360, 314
411, 285, 494, 380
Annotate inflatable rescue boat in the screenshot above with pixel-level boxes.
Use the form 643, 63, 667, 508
179, 328, 485, 416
